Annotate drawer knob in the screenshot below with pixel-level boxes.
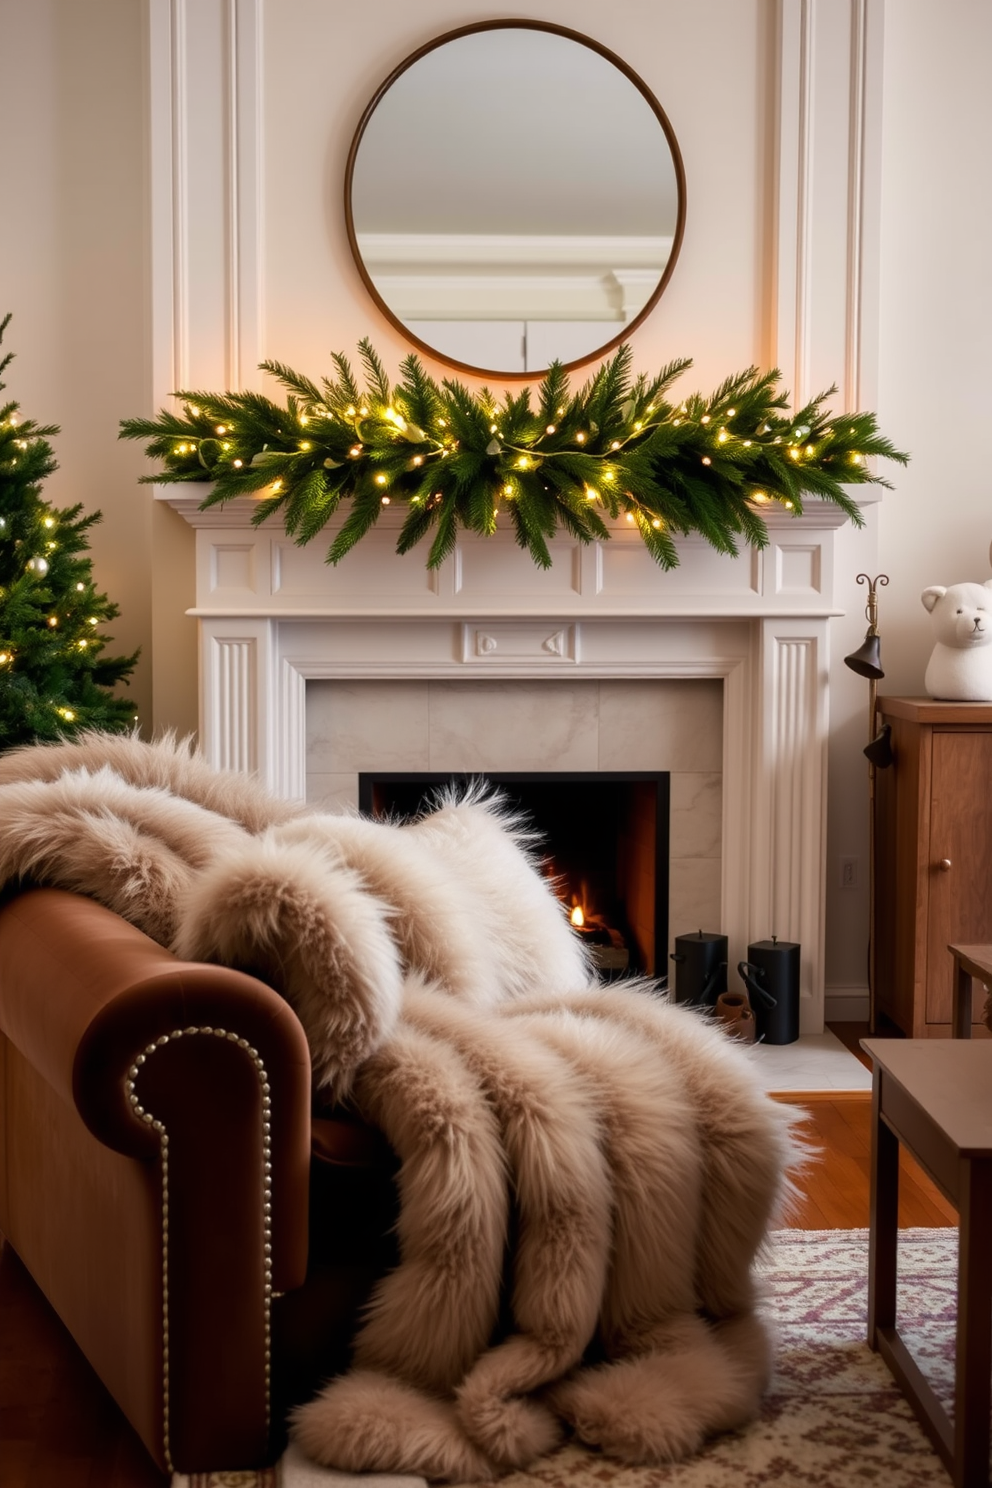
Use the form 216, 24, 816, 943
938, 858, 952, 871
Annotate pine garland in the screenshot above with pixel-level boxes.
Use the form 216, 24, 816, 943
0, 315, 139, 749
120, 340, 908, 570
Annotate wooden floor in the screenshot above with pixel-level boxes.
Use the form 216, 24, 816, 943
0, 1025, 958, 1488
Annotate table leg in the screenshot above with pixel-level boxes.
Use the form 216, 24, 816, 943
867, 1069, 898, 1347
953, 958, 974, 1039
954, 1157, 992, 1488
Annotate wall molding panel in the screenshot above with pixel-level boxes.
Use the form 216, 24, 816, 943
148, 0, 263, 401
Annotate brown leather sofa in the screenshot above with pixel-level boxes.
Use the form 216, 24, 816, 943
0, 886, 399, 1476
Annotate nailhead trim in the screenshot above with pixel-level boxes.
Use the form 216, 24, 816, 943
127, 1028, 273, 1473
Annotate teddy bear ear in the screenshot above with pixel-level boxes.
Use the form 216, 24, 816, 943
984, 578, 992, 593
921, 586, 946, 613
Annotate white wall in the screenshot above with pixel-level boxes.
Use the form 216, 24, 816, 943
5, 0, 991, 1011
823, 0, 992, 1008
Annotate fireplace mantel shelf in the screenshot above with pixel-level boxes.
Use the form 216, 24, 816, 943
167, 488, 852, 624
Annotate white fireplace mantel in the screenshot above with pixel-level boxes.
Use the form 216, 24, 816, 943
167, 489, 856, 1034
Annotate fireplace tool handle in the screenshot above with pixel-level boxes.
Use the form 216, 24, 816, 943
669, 955, 727, 1007
736, 960, 779, 1011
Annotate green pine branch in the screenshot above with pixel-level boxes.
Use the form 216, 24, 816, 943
118, 342, 909, 571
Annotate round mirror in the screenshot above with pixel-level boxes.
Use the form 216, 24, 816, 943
345, 21, 686, 379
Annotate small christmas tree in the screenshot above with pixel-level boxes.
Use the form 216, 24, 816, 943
0, 314, 139, 749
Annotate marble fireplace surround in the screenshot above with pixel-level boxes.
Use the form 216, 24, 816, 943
168, 492, 848, 1034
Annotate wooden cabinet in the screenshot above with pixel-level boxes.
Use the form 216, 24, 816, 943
874, 697, 992, 1036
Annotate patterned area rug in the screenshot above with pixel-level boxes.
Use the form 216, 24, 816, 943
174, 1227, 960, 1488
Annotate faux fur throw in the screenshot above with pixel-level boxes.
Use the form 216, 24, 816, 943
0, 733, 801, 1480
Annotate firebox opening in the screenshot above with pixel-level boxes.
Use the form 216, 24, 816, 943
358, 771, 669, 981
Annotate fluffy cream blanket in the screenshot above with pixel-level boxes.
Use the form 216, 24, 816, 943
0, 734, 801, 1481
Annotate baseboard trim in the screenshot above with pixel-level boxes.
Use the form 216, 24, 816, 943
769, 1089, 871, 1103
825, 988, 870, 1022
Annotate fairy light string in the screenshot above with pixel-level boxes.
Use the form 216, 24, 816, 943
120, 339, 908, 572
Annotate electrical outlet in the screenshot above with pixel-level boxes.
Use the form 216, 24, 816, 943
840, 856, 859, 889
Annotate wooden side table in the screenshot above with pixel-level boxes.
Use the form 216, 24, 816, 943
862, 1038, 992, 1487
950, 945, 992, 1039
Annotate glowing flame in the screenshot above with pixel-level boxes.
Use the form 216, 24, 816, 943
570, 905, 585, 928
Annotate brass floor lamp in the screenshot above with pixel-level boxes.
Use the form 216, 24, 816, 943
843, 573, 893, 1034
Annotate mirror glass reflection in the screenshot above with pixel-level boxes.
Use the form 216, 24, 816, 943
346, 24, 685, 377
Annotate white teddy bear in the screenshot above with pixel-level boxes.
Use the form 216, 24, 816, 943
921, 579, 992, 700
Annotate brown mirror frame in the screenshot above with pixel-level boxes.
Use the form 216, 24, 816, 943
344, 19, 687, 381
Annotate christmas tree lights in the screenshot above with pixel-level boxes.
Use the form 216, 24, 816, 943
120, 339, 908, 571
0, 315, 139, 749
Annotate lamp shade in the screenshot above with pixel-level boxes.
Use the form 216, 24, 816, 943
844, 629, 884, 679
864, 722, 894, 768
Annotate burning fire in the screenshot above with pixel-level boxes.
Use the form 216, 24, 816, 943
570, 905, 585, 928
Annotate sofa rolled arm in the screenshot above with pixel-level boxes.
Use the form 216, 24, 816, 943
0, 886, 312, 1294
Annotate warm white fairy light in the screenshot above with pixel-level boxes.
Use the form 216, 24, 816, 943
233, 459, 243, 468
375, 474, 388, 486
349, 446, 362, 457
503, 483, 514, 495
271, 480, 283, 493
380, 495, 390, 504
215, 425, 227, 435
43, 516, 55, 527
610, 440, 621, 450
58, 708, 75, 721
718, 430, 728, 443
584, 486, 598, 501
516, 457, 530, 470
76, 582, 85, 591
48, 616, 58, 627
727, 408, 736, 417
346, 405, 356, 416
299, 441, 311, 451
412, 456, 423, 467
576, 432, 586, 443
88, 616, 98, 626
652, 518, 663, 529
545, 424, 556, 435
625, 513, 635, 524
700, 415, 710, 425
701, 456, 712, 466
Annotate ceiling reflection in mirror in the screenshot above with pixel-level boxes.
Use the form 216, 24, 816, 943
345, 23, 686, 378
